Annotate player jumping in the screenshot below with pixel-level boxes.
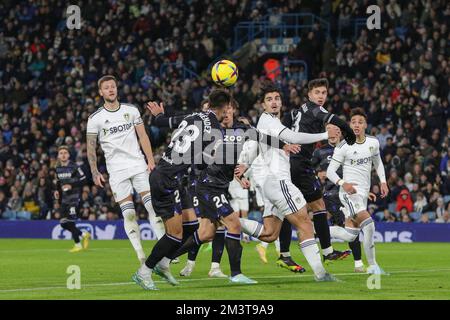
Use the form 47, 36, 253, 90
237, 84, 343, 281
282, 78, 356, 261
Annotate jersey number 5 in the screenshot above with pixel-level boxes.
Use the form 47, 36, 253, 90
168, 120, 200, 154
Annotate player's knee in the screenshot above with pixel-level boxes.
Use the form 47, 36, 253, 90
198, 228, 215, 242
265, 233, 278, 242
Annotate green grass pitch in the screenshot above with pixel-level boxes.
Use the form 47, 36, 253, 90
0, 239, 449, 300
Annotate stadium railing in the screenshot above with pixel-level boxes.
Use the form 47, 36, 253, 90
233, 13, 330, 51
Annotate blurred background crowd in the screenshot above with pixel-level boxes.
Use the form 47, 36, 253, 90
0, 0, 449, 223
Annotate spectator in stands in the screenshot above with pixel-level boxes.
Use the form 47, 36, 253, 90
396, 189, 413, 214
414, 192, 428, 213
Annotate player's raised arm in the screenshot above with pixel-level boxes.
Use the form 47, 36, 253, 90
278, 124, 334, 145
146, 101, 186, 129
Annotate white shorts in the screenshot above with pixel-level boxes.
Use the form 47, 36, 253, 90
109, 169, 150, 202
339, 191, 368, 219
230, 197, 249, 212
263, 178, 306, 221
252, 174, 279, 218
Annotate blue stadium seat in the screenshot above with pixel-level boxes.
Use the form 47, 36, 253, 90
427, 212, 436, 221
375, 211, 384, 221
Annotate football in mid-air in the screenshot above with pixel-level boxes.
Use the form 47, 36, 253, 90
211, 59, 238, 87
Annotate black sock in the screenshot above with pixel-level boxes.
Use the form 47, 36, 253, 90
172, 230, 203, 260
349, 236, 362, 261
61, 221, 82, 244
225, 233, 242, 277
212, 229, 226, 263
313, 210, 332, 250
182, 221, 199, 242
279, 219, 292, 255
145, 234, 182, 269
180, 221, 199, 261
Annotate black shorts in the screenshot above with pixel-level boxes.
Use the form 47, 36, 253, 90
323, 192, 345, 227
60, 203, 80, 222
150, 169, 182, 219
195, 182, 234, 222
180, 184, 195, 211
290, 161, 323, 203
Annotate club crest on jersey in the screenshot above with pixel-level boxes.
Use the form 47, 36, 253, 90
369, 146, 374, 152
123, 113, 130, 122
102, 128, 108, 135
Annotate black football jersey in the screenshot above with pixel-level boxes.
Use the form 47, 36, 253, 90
311, 143, 342, 194
282, 100, 330, 163
55, 161, 86, 205
158, 110, 224, 178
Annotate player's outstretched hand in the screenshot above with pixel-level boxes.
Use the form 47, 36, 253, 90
237, 176, 251, 189
147, 161, 155, 173
283, 144, 301, 155
234, 164, 248, 178
343, 182, 357, 195
380, 182, 389, 198
93, 172, 106, 188
146, 101, 164, 116
326, 125, 340, 139
368, 192, 377, 202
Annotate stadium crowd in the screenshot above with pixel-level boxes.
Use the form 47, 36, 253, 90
0, 0, 449, 223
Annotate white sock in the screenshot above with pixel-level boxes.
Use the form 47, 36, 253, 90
300, 238, 326, 279
158, 257, 171, 269
330, 226, 360, 242
361, 217, 377, 266
120, 201, 145, 261
75, 243, 82, 248
259, 241, 269, 249
274, 239, 280, 252
142, 193, 166, 240
280, 252, 291, 258
239, 218, 263, 238
355, 260, 364, 268
186, 259, 196, 267
322, 246, 333, 256
138, 263, 152, 276
211, 262, 220, 270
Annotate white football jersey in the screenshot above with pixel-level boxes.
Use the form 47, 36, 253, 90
86, 103, 147, 174
256, 112, 290, 180
331, 135, 381, 196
